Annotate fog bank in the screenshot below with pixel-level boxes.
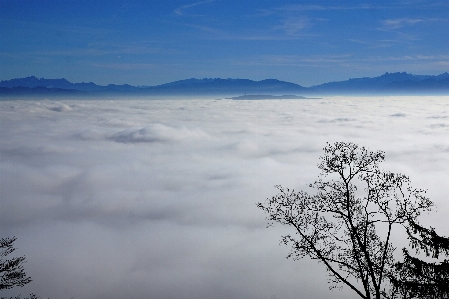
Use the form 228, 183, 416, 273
1, 96, 448, 299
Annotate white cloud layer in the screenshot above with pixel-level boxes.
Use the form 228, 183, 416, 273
1, 96, 449, 299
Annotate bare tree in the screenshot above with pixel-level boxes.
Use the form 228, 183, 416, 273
257, 142, 433, 299
0, 237, 32, 290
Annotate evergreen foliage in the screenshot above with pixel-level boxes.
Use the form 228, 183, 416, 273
0, 237, 32, 290
391, 220, 449, 298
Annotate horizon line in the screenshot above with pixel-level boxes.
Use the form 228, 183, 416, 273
1, 71, 449, 88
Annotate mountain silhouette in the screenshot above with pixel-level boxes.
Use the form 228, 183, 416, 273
1, 72, 448, 96
311, 72, 449, 94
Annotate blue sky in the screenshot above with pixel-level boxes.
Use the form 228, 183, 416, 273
1, 0, 448, 86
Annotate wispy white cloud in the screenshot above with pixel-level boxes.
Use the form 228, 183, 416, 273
230, 54, 364, 68
378, 17, 449, 33
279, 4, 383, 11
92, 63, 154, 70
380, 18, 424, 30
348, 38, 399, 49
437, 60, 449, 66
178, 21, 317, 41
181, 23, 224, 35
0, 17, 118, 40
227, 53, 449, 81
174, 0, 215, 16
1, 43, 171, 59
273, 18, 309, 36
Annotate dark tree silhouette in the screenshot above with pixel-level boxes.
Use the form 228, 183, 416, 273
0, 237, 32, 290
257, 142, 433, 299
390, 219, 449, 299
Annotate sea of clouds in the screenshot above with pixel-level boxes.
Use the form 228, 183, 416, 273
1, 96, 449, 299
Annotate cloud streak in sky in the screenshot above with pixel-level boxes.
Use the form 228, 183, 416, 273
92, 63, 154, 70
273, 18, 310, 36
287, 4, 388, 12
380, 18, 424, 30
174, 0, 215, 16
231, 53, 449, 67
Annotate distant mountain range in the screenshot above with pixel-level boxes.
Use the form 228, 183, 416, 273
1, 72, 448, 96
311, 72, 449, 94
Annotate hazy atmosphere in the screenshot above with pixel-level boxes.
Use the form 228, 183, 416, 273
1, 1, 449, 299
